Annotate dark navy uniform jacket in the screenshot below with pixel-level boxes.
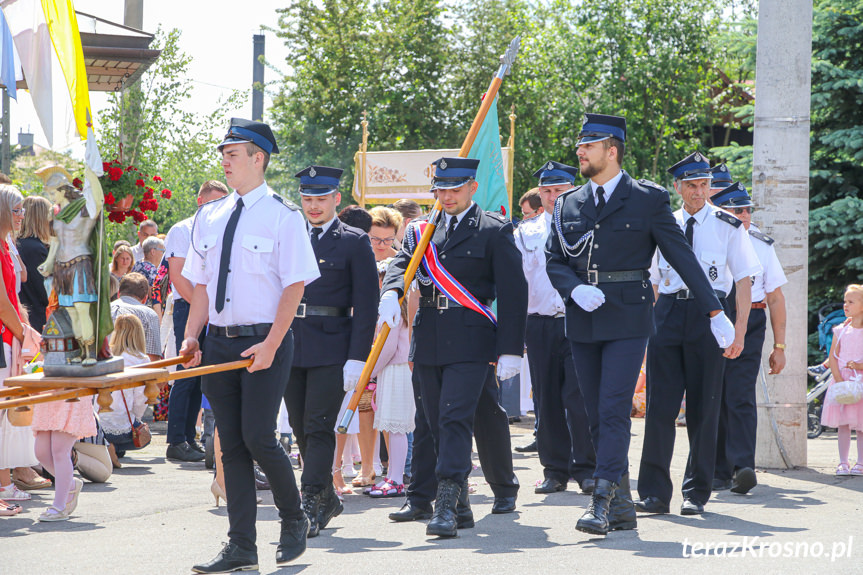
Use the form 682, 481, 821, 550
382, 203, 528, 365
545, 171, 721, 343
292, 218, 379, 368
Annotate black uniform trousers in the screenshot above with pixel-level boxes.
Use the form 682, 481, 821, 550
569, 336, 648, 484
525, 315, 596, 483
715, 307, 767, 480
639, 295, 727, 506
283, 364, 344, 493
167, 298, 204, 446
202, 331, 303, 552
407, 364, 519, 504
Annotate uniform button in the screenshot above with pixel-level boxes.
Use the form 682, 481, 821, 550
439, 310, 443, 315
626, 224, 630, 228
226, 298, 231, 302
466, 250, 471, 255
441, 254, 447, 259
254, 245, 258, 249
595, 224, 600, 229
593, 244, 599, 249
592, 264, 598, 269
642, 296, 646, 300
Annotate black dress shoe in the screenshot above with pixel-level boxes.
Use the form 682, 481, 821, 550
730, 467, 757, 494
254, 465, 270, 490
535, 478, 566, 494
189, 439, 206, 453
192, 542, 258, 574
276, 516, 309, 566
607, 473, 636, 531
514, 440, 538, 453
389, 500, 433, 522
317, 484, 344, 529
712, 478, 733, 491
680, 498, 704, 515
166, 442, 205, 462
634, 496, 670, 514
579, 478, 596, 495
491, 496, 517, 514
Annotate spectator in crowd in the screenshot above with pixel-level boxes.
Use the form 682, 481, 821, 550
110, 272, 161, 361
367, 206, 402, 262
519, 188, 543, 221
111, 245, 134, 281
131, 236, 165, 288
338, 204, 373, 233
112, 239, 131, 256
16, 195, 53, 333
131, 219, 157, 262
391, 199, 422, 243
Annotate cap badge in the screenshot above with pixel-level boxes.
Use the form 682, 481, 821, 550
546, 162, 554, 171
309, 167, 317, 178
694, 153, 703, 162
440, 159, 448, 170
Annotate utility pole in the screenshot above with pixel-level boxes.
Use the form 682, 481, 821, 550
252, 34, 265, 121
751, 0, 812, 468
121, 0, 144, 164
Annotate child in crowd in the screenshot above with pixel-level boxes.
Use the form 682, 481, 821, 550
823, 284, 863, 476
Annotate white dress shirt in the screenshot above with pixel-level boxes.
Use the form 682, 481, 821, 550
650, 203, 762, 295
183, 182, 320, 326
308, 217, 336, 237
748, 224, 787, 302
442, 202, 476, 231
164, 216, 193, 301
515, 213, 565, 316
590, 169, 624, 205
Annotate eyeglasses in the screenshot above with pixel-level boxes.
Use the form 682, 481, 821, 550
12, 208, 25, 215
369, 236, 396, 246
730, 207, 752, 215
522, 208, 539, 218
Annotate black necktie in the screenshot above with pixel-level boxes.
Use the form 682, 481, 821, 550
446, 216, 458, 241
310, 227, 322, 248
685, 216, 696, 247
215, 197, 244, 313
595, 186, 606, 214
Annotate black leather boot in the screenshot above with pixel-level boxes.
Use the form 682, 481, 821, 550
426, 479, 461, 538
456, 480, 474, 529
317, 483, 344, 530
606, 473, 637, 531
575, 478, 617, 536
276, 516, 309, 565
301, 488, 322, 538
389, 500, 433, 522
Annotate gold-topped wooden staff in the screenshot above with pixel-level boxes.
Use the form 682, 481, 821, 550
337, 36, 522, 433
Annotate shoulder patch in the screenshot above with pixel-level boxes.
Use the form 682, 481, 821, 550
715, 210, 742, 228
272, 194, 299, 211
637, 179, 667, 193
749, 229, 774, 245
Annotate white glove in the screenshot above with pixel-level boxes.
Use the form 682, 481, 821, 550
571, 284, 606, 312
496, 355, 521, 381
710, 312, 736, 348
377, 290, 402, 328
343, 360, 365, 392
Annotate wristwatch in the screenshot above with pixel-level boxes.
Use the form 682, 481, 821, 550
773, 343, 786, 350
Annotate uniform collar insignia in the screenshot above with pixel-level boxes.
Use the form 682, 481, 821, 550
309, 166, 317, 178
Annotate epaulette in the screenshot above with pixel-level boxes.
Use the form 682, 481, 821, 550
638, 179, 667, 193
484, 210, 507, 223
272, 194, 299, 211
715, 210, 742, 228
749, 229, 774, 245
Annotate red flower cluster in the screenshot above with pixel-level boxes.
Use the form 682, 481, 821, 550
138, 198, 159, 212
104, 192, 116, 205
72, 177, 83, 190
97, 158, 172, 225
160, 189, 171, 199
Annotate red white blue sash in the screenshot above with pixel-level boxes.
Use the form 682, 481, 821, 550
411, 221, 497, 326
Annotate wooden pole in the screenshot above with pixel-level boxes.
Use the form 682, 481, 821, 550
338, 37, 522, 433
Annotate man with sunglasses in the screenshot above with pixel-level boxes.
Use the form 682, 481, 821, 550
710, 181, 787, 495
637, 152, 762, 517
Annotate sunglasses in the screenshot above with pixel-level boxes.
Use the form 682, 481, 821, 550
730, 207, 752, 215
12, 208, 25, 215
522, 208, 540, 218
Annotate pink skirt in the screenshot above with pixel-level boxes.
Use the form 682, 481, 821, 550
821, 382, 863, 430
32, 396, 97, 439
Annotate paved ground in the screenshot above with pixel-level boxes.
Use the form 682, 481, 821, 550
4, 416, 861, 575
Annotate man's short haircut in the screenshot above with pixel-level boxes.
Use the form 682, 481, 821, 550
520, 188, 542, 210
142, 236, 165, 258
118, 272, 150, 301
369, 206, 403, 231
392, 199, 422, 220
199, 180, 230, 196
113, 239, 131, 253
338, 205, 373, 232
245, 142, 270, 173
603, 137, 625, 165
140, 219, 157, 232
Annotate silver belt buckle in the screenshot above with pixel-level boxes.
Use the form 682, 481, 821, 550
436, 295, 450, 310
676, 290, 690, 300
225, 325, 239, 338
587, 270, 599, 285
296, 303, 307, 319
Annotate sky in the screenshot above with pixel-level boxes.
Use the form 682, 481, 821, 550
8, 0, 292, 156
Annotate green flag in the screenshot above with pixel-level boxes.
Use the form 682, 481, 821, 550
468, 96, 509, 215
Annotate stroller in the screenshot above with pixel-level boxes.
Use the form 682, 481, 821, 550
807, 303, 846, 438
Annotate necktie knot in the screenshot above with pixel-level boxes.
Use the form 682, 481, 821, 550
446, 216, 458, 240
311, 227, 323, 239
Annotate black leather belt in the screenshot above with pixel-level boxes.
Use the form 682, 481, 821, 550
664, 289, 727, 300
419, 295, 493, 310
295, 304, 352, 319
576, 270, 649, 285
209, 323, 272, 338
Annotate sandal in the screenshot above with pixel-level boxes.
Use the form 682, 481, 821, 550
38, 505, 70, 522
369, 480, 404, 498
0, 499, 21, 516
836, 463, 851, 476
851, 463, 863, 476
0, 485, 31, 501
12, 471, 52, 491
351, 472, 375, 487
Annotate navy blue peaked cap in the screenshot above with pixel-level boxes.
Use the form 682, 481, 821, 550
431, 157, 479, 189
710, 181, 754, 207
533, 161, 579, 186
577, 113, 627, 145
668, 151, 712, 181
218, 118, 279, 154
295, 165, 343, 195
709, 163, 733, 190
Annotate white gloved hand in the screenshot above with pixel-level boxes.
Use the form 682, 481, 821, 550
343, 360, 365, 392
496, 354, 521, 381
710, 312, 736, 348
571, 284, 606, 312
377, 290, 402, 328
